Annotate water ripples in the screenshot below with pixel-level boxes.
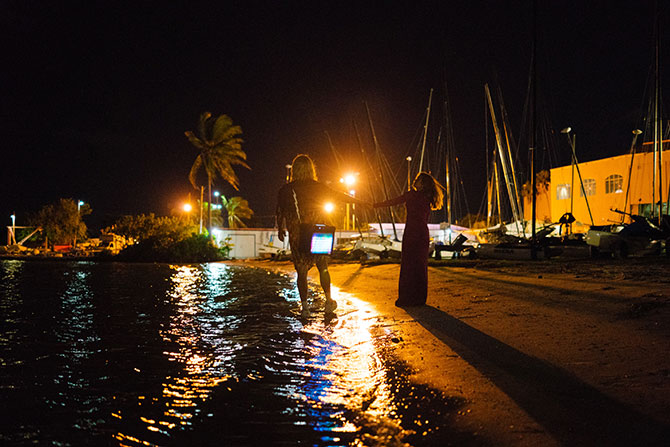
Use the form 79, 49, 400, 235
0, 260, 463, 446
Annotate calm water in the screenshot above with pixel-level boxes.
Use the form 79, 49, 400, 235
0, 260, 466, 446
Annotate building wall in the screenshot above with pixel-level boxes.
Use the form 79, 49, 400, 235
548, 149, 670, 227
522, 187, 552, 224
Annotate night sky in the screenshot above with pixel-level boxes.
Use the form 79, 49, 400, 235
1, 1, 666, 231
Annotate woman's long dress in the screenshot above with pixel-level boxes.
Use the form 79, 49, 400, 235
375, 190, 431, 306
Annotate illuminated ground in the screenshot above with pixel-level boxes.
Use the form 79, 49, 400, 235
237, 257, 670, 446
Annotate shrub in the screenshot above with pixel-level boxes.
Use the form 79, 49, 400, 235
117, 234, 224, 263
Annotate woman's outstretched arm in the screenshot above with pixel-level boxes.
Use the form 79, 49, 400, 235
373, 192, 408, 208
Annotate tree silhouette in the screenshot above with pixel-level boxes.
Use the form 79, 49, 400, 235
222, 196, 254, 228
185, 112, 248, 234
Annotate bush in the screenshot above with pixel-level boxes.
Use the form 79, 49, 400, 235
117, 234, 225, 263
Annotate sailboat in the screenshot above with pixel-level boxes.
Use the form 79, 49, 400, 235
584, 10, 670, 258
347, 102, 403, 260
474, 81, 558, 259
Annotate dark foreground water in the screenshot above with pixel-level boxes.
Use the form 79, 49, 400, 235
0, 260, 468, 446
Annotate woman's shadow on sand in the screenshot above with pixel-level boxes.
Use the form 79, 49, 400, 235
405, 305, 669, 446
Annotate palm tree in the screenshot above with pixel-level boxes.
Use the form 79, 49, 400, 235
222, 196, 254, 228
185, 112, 248, 234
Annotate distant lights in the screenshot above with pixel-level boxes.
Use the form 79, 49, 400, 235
324, 202, 335, 213
183, 203, 192, 212
340, 173, 357, 187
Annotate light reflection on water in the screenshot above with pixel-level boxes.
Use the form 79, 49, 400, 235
0, 260, 462, 446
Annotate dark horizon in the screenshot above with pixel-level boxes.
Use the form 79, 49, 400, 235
1, 1, 667, 232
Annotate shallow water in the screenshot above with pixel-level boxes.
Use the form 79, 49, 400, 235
0, 260, 467, 446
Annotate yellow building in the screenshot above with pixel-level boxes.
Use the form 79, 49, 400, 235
524, 143, 670, 229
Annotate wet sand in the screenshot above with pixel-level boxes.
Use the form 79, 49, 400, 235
232, 257, 670, 446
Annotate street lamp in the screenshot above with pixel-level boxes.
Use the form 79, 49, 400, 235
406, 156, 412, 191
561, 127, 594, 226
561, 128, 575, 219
73, 201, 85, 248
340, 173, 358, 230
285, 164, 292, 183
183, 203, 192, 213
213, 191, 221, 210
10, 214, 16, 245
349, 189, 356, 231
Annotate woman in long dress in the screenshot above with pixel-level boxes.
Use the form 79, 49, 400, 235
374, 172, 443, 306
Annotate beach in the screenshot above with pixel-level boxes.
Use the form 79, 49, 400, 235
235, 257, 670, 446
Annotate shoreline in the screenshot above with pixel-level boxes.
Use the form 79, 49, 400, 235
230, 257, 670, 446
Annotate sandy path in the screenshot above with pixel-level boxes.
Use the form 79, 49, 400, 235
230, 258, 670, 446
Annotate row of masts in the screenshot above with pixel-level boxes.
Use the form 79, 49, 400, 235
328, 8, 666, 240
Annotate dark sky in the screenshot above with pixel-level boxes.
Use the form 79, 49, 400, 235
1, 1, 666, 230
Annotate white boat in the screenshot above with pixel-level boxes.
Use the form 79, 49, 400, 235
350, 235, 402, 260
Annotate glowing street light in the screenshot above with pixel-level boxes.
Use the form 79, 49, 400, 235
213, 191, 222, 210
324, 202, 335, 213
77, 200, 85, 213
341, 173, 357, 187
183, 203, 193, 213
10, 214, 16, 245
338, 172, 359, 231
406, 156, 412, 191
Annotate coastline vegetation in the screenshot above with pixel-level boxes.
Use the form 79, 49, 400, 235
28, 198, 91, 249
104, 213, 229, 263
3, 111, 251, 263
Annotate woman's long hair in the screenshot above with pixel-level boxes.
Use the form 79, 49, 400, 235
413, 172, 444, 210
290, 154, 317, 182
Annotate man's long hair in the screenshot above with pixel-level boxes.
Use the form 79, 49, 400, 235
413, 172, 444, 210
290, 154, 317, 182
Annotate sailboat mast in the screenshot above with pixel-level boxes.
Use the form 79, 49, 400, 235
365, 102, 399, 241
324, 131, 343, 172
494, 159, 502, 225
654, 5, 663, 223
502, 116, 525, 236
485, 84, 522, 233
486, 163, 493, 227
418, 88, 434, 172
623, 130, 643, 221
570, 136, 575, 219
497, 87, 525, 232
530, 0, 538, 253
653, 14, 659, 221
443, 80, 454, 236
354, 121, 385, 237
446, 140, 451, 229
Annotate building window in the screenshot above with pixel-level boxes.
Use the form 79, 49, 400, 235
579, 178, 596, 197
556, 184, 571, 200
605, 174, 623, 194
